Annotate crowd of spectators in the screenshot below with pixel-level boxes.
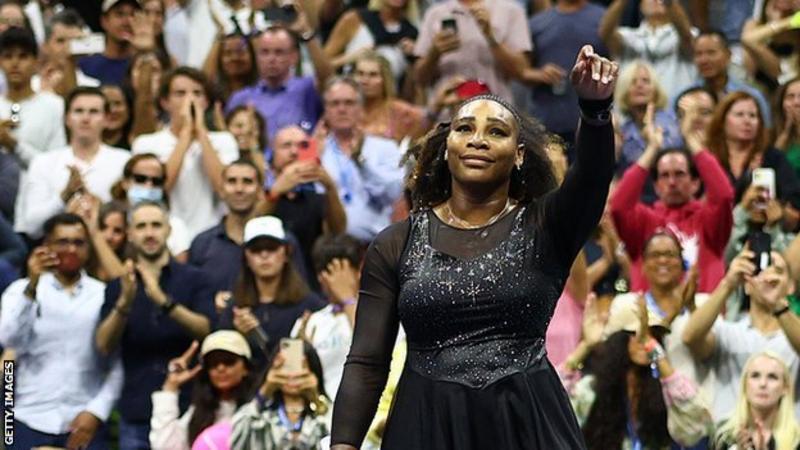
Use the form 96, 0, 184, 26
1, 0, 800, 449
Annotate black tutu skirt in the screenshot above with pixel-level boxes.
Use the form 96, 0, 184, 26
381, 357, 587, 450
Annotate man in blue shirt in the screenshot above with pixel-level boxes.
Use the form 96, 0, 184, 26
95, 201, 215, 450
225, 19, 334, 144
78, 0, 141, 86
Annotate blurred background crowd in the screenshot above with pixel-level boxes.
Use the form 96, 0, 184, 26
1, 0, 800, 449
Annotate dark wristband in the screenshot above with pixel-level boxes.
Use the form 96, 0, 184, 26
160, 297, 177, 315
773, 305, 791, 317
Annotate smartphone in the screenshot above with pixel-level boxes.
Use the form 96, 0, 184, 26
748, 230, 772, 274
752, 168, 776, 201
296, 138, 319, 164
455, 79, 491, 100
69, 33, 105, 55
280, 338, 304, 373
263, 1, 297, 24
441, 18, 457, 33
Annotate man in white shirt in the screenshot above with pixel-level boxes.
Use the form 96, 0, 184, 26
292, 233, 361, 397
17, 86, 130, 238
0, 213, 122, 450
0, 26, 66, 168
682, 248, 800, 421
132, 67, 239, 240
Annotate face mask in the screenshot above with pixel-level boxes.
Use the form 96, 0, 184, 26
127, 185, 164, 205
56, 251, 82, 274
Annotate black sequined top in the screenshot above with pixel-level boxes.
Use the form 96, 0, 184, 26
330, 108, 615, 447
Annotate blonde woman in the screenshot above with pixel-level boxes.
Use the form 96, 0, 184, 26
713, 352, 800, 450
614, 60, 683, 172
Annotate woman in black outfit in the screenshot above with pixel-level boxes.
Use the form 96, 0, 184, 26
329, 46, 618, 450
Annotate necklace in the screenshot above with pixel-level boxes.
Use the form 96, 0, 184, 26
440, 198, 516, 230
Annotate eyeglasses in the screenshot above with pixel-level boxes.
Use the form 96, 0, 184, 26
131, 173, 165, 186
52, 238, 88, 249
204, 351, 242, 368
9, 103, 20, 124
644, 250, 682, 260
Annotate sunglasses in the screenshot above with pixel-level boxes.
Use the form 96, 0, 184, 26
131, 173, 165, 186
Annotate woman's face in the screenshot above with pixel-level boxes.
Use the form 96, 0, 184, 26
353, 59, 385, 101
782, 80, 800, 121
142, 0, 164, 33
221, 35, 253, 78
627, 334, 651, 366
642, 235, 684, 290
131, 53, 163, 97
244, 239, 288, 280
447, 99, 521, 188
101, 211, 127, 251
627, 66, 654, 108
228, 110, 257, 149
724, 98, 760, 143
102, 86, 129, 132
279, 355, 313, 396
205, 351, 249, 393
745, 355, 786, 413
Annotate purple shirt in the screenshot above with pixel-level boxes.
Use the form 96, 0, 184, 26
225, 77, 322, 143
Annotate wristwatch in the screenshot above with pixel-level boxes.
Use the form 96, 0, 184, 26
773, 304, 791, 318
160, 297, 177, 315
299, 29, 316, 43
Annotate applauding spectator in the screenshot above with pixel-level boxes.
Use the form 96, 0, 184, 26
712, 352, 800, 450
611, 103, 734, 293
17, 87, 129, 238
95, 201, 216, 450
132, 67, 239, 240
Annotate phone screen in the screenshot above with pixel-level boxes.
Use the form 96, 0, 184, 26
280, 338, 304, 373
748, 231, 772, 274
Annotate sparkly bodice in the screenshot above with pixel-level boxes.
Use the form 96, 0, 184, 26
397, 207, 564, 388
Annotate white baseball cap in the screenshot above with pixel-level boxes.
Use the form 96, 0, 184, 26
243, 216, 288, 246
201, 330, 252, 360
102, 0, 141, 13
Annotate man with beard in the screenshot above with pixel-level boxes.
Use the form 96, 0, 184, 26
189, 159, 311, 293
95, 201, 215, 450
0, 213, 122, 449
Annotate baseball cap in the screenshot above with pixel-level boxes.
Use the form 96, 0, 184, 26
243, 216, 288, 246
102, 0, 141, 13
603, 294, 669, 339
201, 330, 252, 361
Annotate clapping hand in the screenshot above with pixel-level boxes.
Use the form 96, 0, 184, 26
641, 103, 664, 150
570, 45, 618, 101
318, 258, 359, 306
163, 341, 203, 392
61, 165, 86, 203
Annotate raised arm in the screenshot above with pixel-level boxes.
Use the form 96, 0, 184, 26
542, 46, 618, 268
598, 0, 627, 56
666, 0, 695, 56
329, 223, 405, 449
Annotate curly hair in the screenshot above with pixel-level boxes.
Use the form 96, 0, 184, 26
406, 95, 556, 210
582, 330, 671, 450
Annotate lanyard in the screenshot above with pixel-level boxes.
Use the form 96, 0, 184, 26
645, 292, 668, 319
326, 136, 355, 204
625, 399, 644, 450
277, 404, 304, 433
